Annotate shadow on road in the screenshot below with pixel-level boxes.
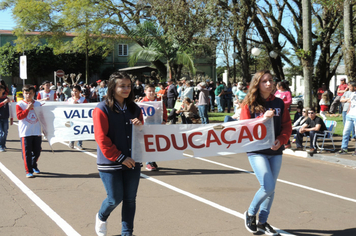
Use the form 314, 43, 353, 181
142, 167, 250, 176
34, 172, 100, 179
282, 228, 356, 236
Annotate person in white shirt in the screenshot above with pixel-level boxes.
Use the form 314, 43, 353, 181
37, 81, 57, 101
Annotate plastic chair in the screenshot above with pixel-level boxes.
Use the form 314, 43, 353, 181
305, 120, 337, 151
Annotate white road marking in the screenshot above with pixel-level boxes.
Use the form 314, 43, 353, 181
141, 173, 294, 235
0, 162, 81, 236
78, 145, 294, 235
195, 156, 356, 203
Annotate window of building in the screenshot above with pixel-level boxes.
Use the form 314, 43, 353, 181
118, 44, 128, 56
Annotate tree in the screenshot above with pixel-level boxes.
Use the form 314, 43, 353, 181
0, 43, 106, 85
302, 0, 313, 108
128, 22, 196, 80
343, 0, 356, 81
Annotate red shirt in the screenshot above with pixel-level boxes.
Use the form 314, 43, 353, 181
317, 88, 325, 100
337, 83, 348, 96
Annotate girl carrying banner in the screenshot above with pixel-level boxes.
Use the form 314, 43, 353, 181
140, 84, 167, 171
93, 72, 143, 236
240, 70, 292, 235
68, 85, 88, 150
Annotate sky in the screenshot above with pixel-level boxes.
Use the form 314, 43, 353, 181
0, 8, 16, 30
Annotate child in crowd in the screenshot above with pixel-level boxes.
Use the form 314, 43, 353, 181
224, 99, 243, 122
16, 85, 42, 178
0, 85, 10, 152
141, 84, 167, 171
68, 85, 88, 150
319, 92, 330, 120
37, 80, 57, 101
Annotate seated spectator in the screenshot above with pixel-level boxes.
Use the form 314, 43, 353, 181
176, 97, 198, 124
339, 81, 356, 154
293, 106, 303, 123
224, 99, 243, 122
291, 107, 309, 143
294, 107, 327, 153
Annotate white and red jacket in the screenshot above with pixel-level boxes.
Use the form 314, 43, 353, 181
16, 100, 42, 138
67, 96, 88, 104
37, 90, 57, 101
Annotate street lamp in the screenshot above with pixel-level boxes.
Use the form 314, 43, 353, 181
251, 47, 261, 73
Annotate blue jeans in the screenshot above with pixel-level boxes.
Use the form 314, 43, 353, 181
69, 141, 82, 147
198, 105, 209, 124
0, 119, 9, 149
343, 111, 355, 138
98, 168, 141, 235
216, 96, 223, 112
341, 115, 356, 149
247, 154, 282, 224
224, 98, 232, 113
224, 116, 237, 123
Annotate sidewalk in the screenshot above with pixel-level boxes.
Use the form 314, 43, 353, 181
284, 135, 356, 169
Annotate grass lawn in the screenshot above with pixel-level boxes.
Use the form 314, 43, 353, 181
208, 111, 345, 136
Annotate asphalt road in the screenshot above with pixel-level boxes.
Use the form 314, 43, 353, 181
1, 123, 356, 236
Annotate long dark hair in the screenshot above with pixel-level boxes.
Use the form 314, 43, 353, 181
243, 70, 272, 114
105, 72, 136, 113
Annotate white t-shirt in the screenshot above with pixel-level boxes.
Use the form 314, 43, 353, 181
16, 100, 42, 137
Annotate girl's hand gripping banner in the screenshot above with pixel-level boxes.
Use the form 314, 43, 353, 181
132, 117, 275, 162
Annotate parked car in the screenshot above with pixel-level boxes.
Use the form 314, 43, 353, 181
292, 95, 304, 106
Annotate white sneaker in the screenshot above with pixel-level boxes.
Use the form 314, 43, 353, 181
95, 213, 107, 236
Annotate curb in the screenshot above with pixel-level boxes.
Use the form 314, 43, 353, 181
283, 149, 356, 169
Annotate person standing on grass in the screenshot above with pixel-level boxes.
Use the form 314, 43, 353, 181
240, 70, 292, 235
196, 82, 210, 124
16, 85, 42, 178
166, 79, 178, 109
140, 84, 167, 171
338, 81, 356, 155
215, 80, 225, 113
329, 78, 348, 114
340, 81, 356, 141
93, 72, 143, 236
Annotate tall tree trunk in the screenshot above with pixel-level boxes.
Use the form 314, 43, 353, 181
344, 0, 356, 81
302, 0, 313, 108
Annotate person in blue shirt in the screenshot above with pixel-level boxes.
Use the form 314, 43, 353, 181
235, 86, 248, 100
98, 81, 108, 102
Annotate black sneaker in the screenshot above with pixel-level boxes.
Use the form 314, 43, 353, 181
338, 149, 348, 155
244, 211, 257, 233
257, 222, 279, 235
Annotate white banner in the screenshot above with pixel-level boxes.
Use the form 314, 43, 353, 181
28, 101, 163, 145
20, 55, 27, 79
132, 118, 275, 162
136, 101, 163, 125
34, 102, 97, 145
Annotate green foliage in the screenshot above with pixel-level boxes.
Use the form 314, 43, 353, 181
0, 43, 19, 76
0, 43, 106, 82
128, 22, 197, 78
296, 49, 312, 60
